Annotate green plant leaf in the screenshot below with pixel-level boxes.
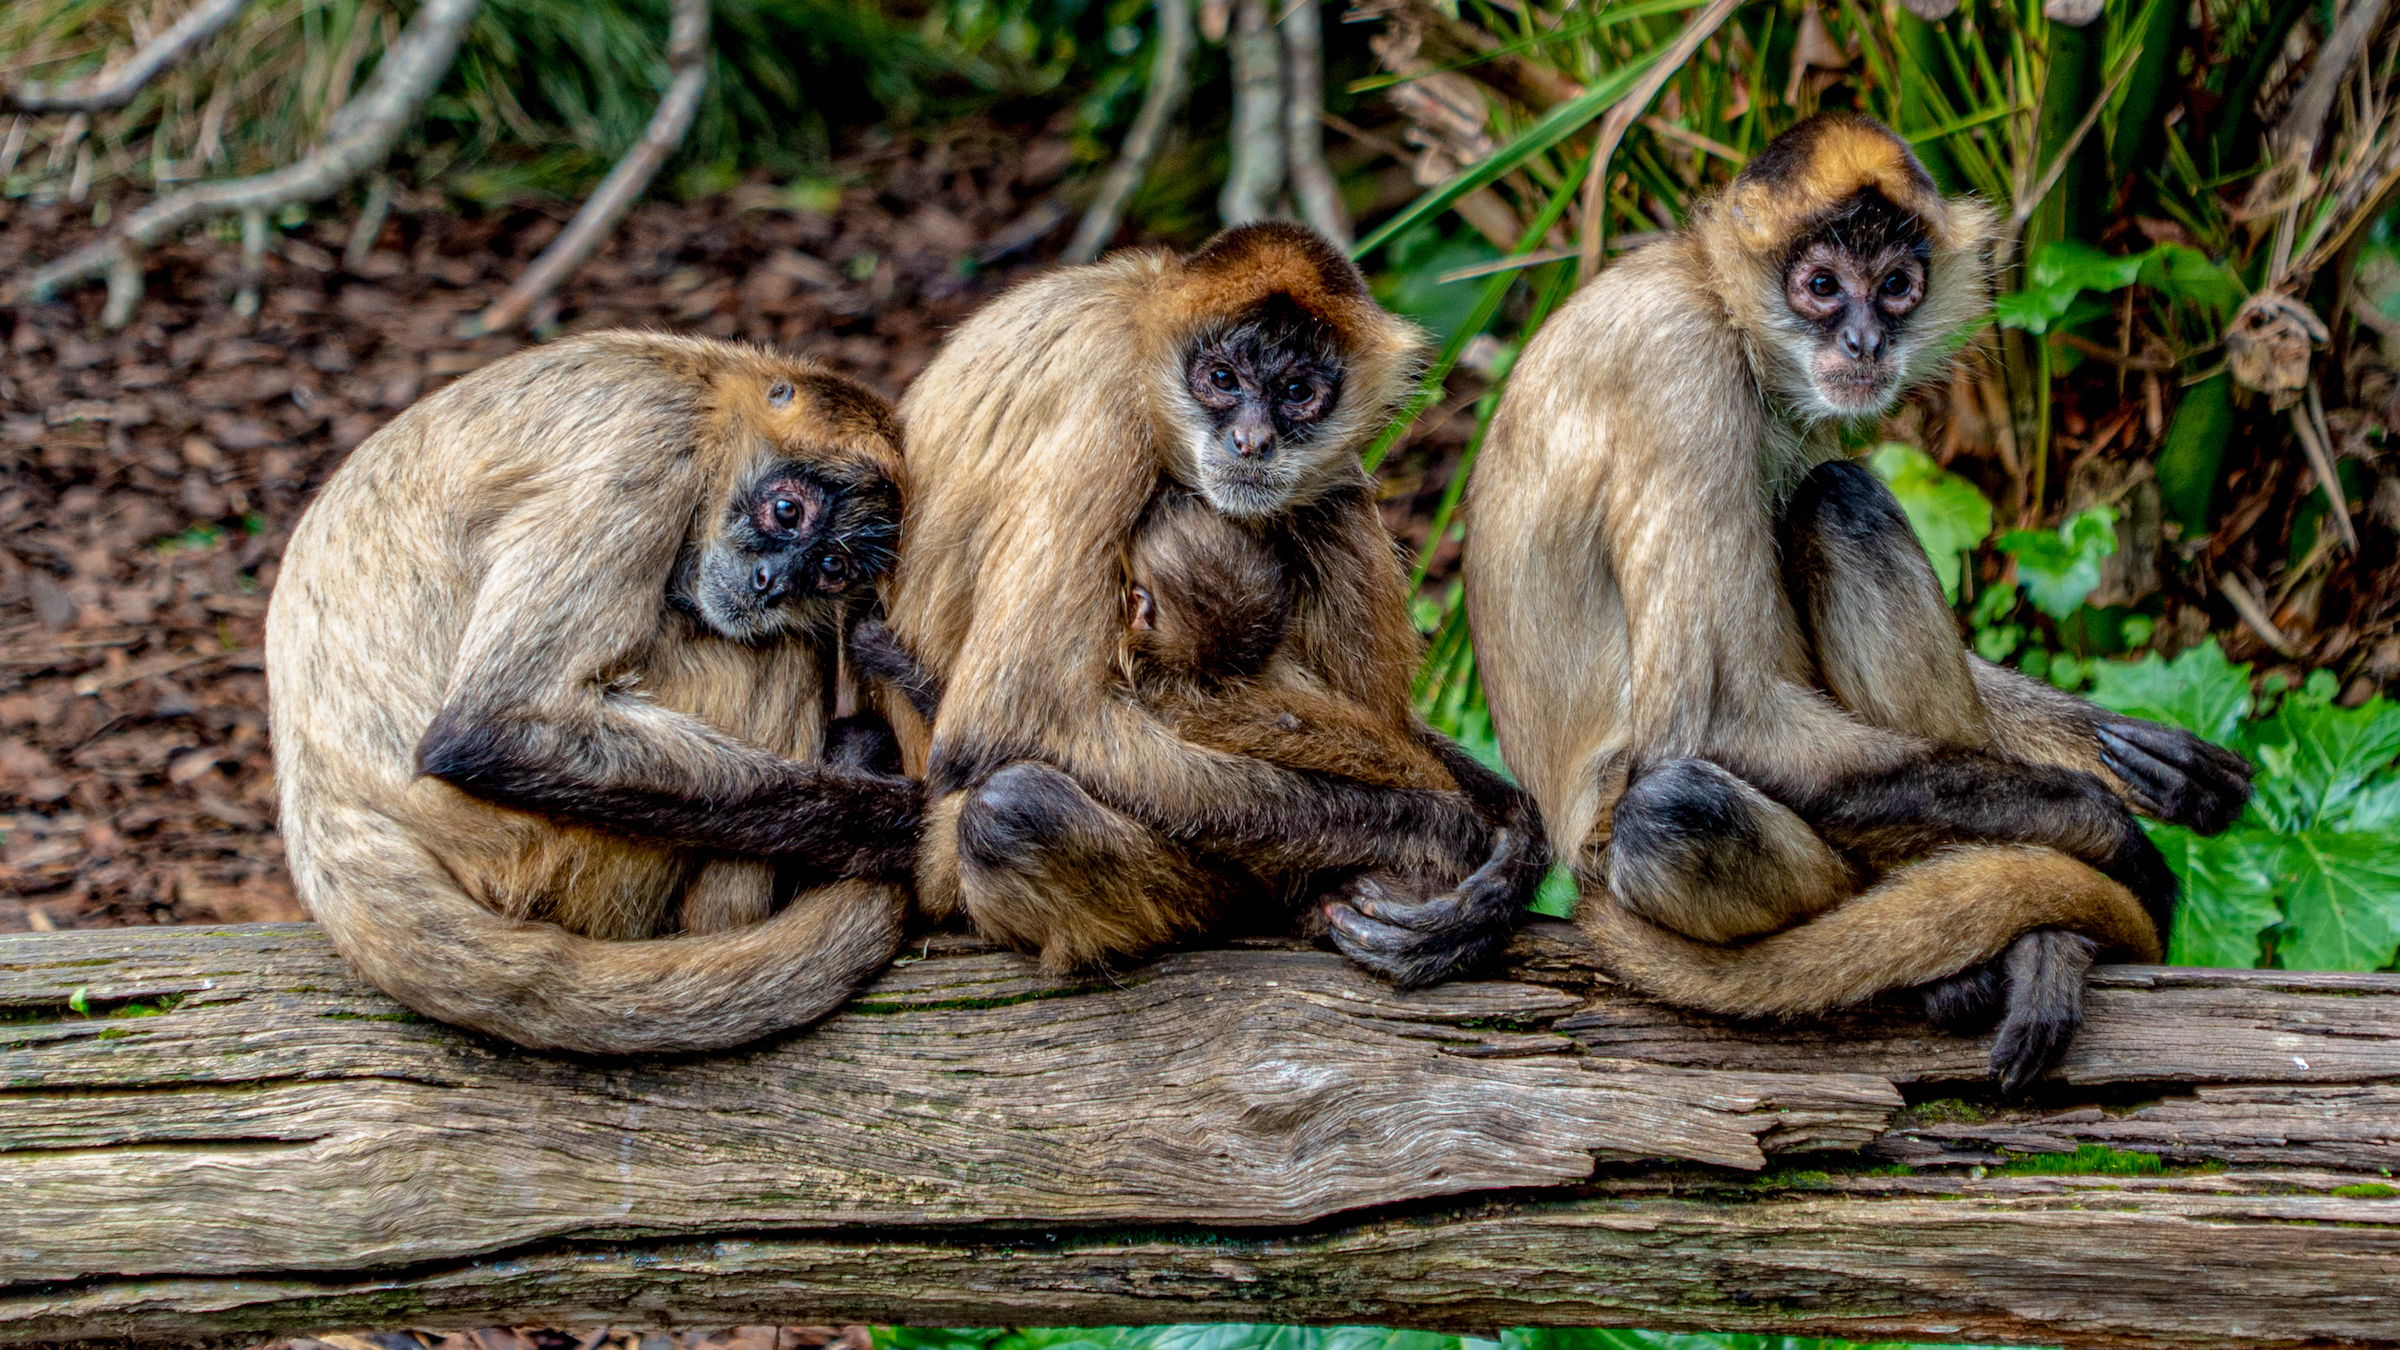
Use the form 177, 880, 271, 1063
2151, 825, 2283, 967
1998, 506, 2117, 620
2273, 830, 2400, 971
2083, 640, 2253, 745
2246, 695, 2400, 831
1866, 443, 1992, 602
1995, 241, 2148, 334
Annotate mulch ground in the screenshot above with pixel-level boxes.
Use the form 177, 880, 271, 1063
0, 118, 1476, 938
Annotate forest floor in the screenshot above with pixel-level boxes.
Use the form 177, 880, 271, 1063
0, 117, 1475, 939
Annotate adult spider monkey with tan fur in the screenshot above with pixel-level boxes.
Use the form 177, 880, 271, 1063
867, 222, 1545, 985
1464, 115, 2253, 1090
269, 333, 918, 1054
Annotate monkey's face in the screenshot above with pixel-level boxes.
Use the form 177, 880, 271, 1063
1780, 193, 1932, 419
676, 460, 900, 644
1174, 306, 1348, 519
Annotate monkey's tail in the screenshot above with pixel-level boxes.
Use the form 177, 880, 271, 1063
1576, 843, 2160, 1019
292, 813, 906, 1054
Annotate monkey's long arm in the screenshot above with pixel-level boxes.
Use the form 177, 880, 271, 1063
946, 699, 1498, 878
1970, 658, 2254, 832
414, 492, 919, 880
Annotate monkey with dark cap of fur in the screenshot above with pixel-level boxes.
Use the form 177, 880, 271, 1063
268, 332, 918, 1055
862, 222, 1546, 986
1464, 115, 2253, 1090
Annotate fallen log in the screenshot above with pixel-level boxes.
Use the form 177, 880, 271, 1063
1, 921, 2395, 1349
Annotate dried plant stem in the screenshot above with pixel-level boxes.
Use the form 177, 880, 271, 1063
467, 0, 712, 335
11, 0, 481, 323
1066, 0, 1195, 263
1221, 0, 1286, 227
1280, 0, 1349, 247
1576, 0, 1741, 284
4, 0, 255, 114
2294, 382, 2361, 552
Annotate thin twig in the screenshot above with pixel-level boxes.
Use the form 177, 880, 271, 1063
1576, 0, 1741, 284
467, 0, 710, 334
1638, 114, 1746, 166
344, 173, 392, 269
1067, 0, 1195, 262
2008, 59, 2135, 232
4, 0, 254, 114
1281, 0, 1350, 247
2049, 331, 2174, 370
2295, 381, 2360, 552
2219, 572, 2303, 657
11, 0, 481, 317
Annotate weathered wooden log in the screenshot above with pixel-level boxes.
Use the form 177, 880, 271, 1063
1, 921, 2395, 1349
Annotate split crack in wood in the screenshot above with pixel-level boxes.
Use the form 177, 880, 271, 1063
0, 921, 2396, 1348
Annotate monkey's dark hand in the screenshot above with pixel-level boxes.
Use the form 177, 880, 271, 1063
2095, 716, 2254, 835
825, 711, 905, 778
1321, 827, 1535, 989
849, 613, 943, 723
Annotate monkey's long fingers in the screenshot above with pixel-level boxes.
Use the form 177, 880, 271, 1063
1339, 877, 1467, 933
2096, 721, 2254, 835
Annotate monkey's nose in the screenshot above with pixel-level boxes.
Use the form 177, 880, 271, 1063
1839, 324, 1885, 361
1231, 429, 1274, 460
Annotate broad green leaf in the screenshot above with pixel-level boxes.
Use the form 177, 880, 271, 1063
2273, 830, 2400, 971
1995, 242, 2148, 334
1866, 443, 1992, 602
2083, 640, 2252, 745
2246, 696, 2400, 831
2337, 775, 2400, 833
1998, 506, 2116, 620
2151, 826, 2284, 968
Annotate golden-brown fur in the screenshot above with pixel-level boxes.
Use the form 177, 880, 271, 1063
1464, 116, 2249, 1069
882, 222, 1543, 984
1122, 495, 1457, 793
268, 332, 916, 1054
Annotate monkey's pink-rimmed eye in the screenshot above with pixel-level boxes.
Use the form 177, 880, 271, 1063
1808, 272, 1839, 298
772, 498, 801, 529
1210, 367, 1239, 391
1881, 272, 1912, 296
818, 554, 848, 581
1278, 379, 1314, 404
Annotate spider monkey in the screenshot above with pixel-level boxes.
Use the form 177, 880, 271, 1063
1462, 115, 2253, 1090
869, 223, 1547, 986
268, 333, 919, 1054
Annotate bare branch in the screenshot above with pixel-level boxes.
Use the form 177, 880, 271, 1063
3, 0, 254, 115
1280, 0, 1349, 248
10, 0, 481, 316
466, 0, 712, 336
1220, 0, 1285, 227
1066, 0, 1196, 263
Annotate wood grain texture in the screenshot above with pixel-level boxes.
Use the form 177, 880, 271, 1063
1, 921, 2396, 1349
